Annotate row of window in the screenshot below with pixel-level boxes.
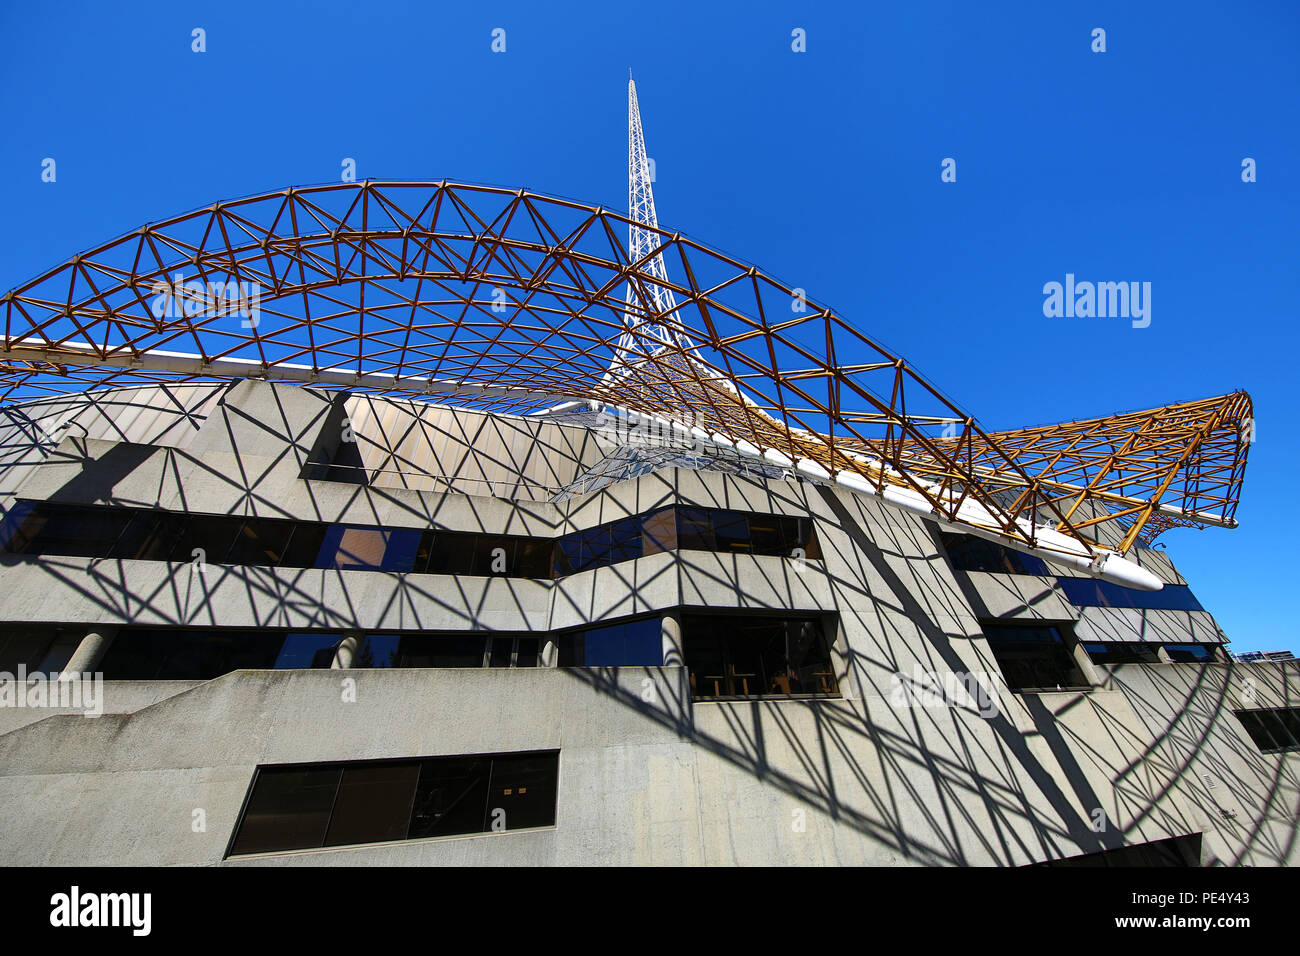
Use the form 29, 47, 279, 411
981, 623, 1225, 693
941, 532, 1205, 611
1082, 641, 1219, 665
0, 629, 545, 681
0, 501, 818, 579
1, 613, 840, 701
1233, 707, 1300, 754
228, 750, 560, 857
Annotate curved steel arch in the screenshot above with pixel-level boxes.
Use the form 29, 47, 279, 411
0, 180, 1251, 565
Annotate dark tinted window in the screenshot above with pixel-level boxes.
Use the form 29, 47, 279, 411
487, 752, 559, 831
711, 511, 751, 554
982, 623, 1090, 692
0, 501, 36, 552
609, 517, 643, 564
226, 519, 296, 567
515, 637, 539, 667
177, 515, 239, 565
682, 614, 838, 700
357, 634, 399, 668
1233, 708, 1300, 754
110, 513, 166, 560
676, 507, 715, 551
98, 629, 286, 680
641, 509, 676, 554
280, 523, 330, 568
489, 637, 513, 668
942, 532, 1049, 575
4, 503, 127, 558
395, 635, 486, 668
324, 762, 421, 847
229, 751, 560, 857
408, 755, 492, 839
1084, 642, 1162, 665
1163, 643, 1219, 663
1, 500, 818, 580
229, 766, 342, 856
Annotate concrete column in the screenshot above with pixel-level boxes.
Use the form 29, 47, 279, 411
661, 611, 683, 667
1072, 641, 1104, 688
58, 628, 116, 680
331, 631, 363, 669
540, 637, 559, 668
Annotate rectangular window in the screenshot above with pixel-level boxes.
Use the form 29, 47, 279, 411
982, 622, 1090, 693
270, 522, 322, 568
488, 637, 514, 668
226, 518, 296, 567
175, 514, 240, 566
515, 636, 539, 667
3, 502, 130, 558
682, 614, 839, 700
1055, 577, 1204, 612
557, 618, 662, 667
1232, 708, 1300, 754
316, 526, 421, 572
711, 511, 751, 554
97, 629, 287, 680
393, 635, 487, 668
675, 507, 716, 552
110, 513, 166, 560
941, 532, 1049, 575
641, 508, 677, 554
323, 762, 421, 848
608, 517, 644, 564
228, 750, 559, 856
1, 500, 819, 581
1162, 643, 1219, 663
273, 633, 341, 669
1083, 642, 1162, 665
228, 766, 342, 856
67, 627, 543, 678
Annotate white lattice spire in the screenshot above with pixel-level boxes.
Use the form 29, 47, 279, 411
611, 72, 692, 361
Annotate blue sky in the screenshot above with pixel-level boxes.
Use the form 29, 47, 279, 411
1, 1, 1296, 652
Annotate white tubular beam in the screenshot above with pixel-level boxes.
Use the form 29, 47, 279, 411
0, 340, 573, 404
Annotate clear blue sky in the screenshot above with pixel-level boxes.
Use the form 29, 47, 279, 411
1, 1, 1296, 653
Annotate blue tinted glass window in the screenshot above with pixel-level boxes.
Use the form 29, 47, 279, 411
568, 618, 662, 667
0, 501, 36, 552
1055, 577, 1204, 611
357, 634, 400, 668
1163, 643, 1218, 663
275, 633, 341, 669
609, 517, 643, 563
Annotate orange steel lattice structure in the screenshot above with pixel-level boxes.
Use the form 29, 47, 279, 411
0, 181, 1252, 560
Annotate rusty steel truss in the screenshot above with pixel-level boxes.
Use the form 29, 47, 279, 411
0, 180, 1252, 559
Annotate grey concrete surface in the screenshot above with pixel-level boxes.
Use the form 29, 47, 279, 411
0, 379, 1290, 867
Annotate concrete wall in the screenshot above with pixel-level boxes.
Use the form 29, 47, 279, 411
0, 379, 1292, 866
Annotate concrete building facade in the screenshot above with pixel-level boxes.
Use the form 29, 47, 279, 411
0, 379, 1295, 866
